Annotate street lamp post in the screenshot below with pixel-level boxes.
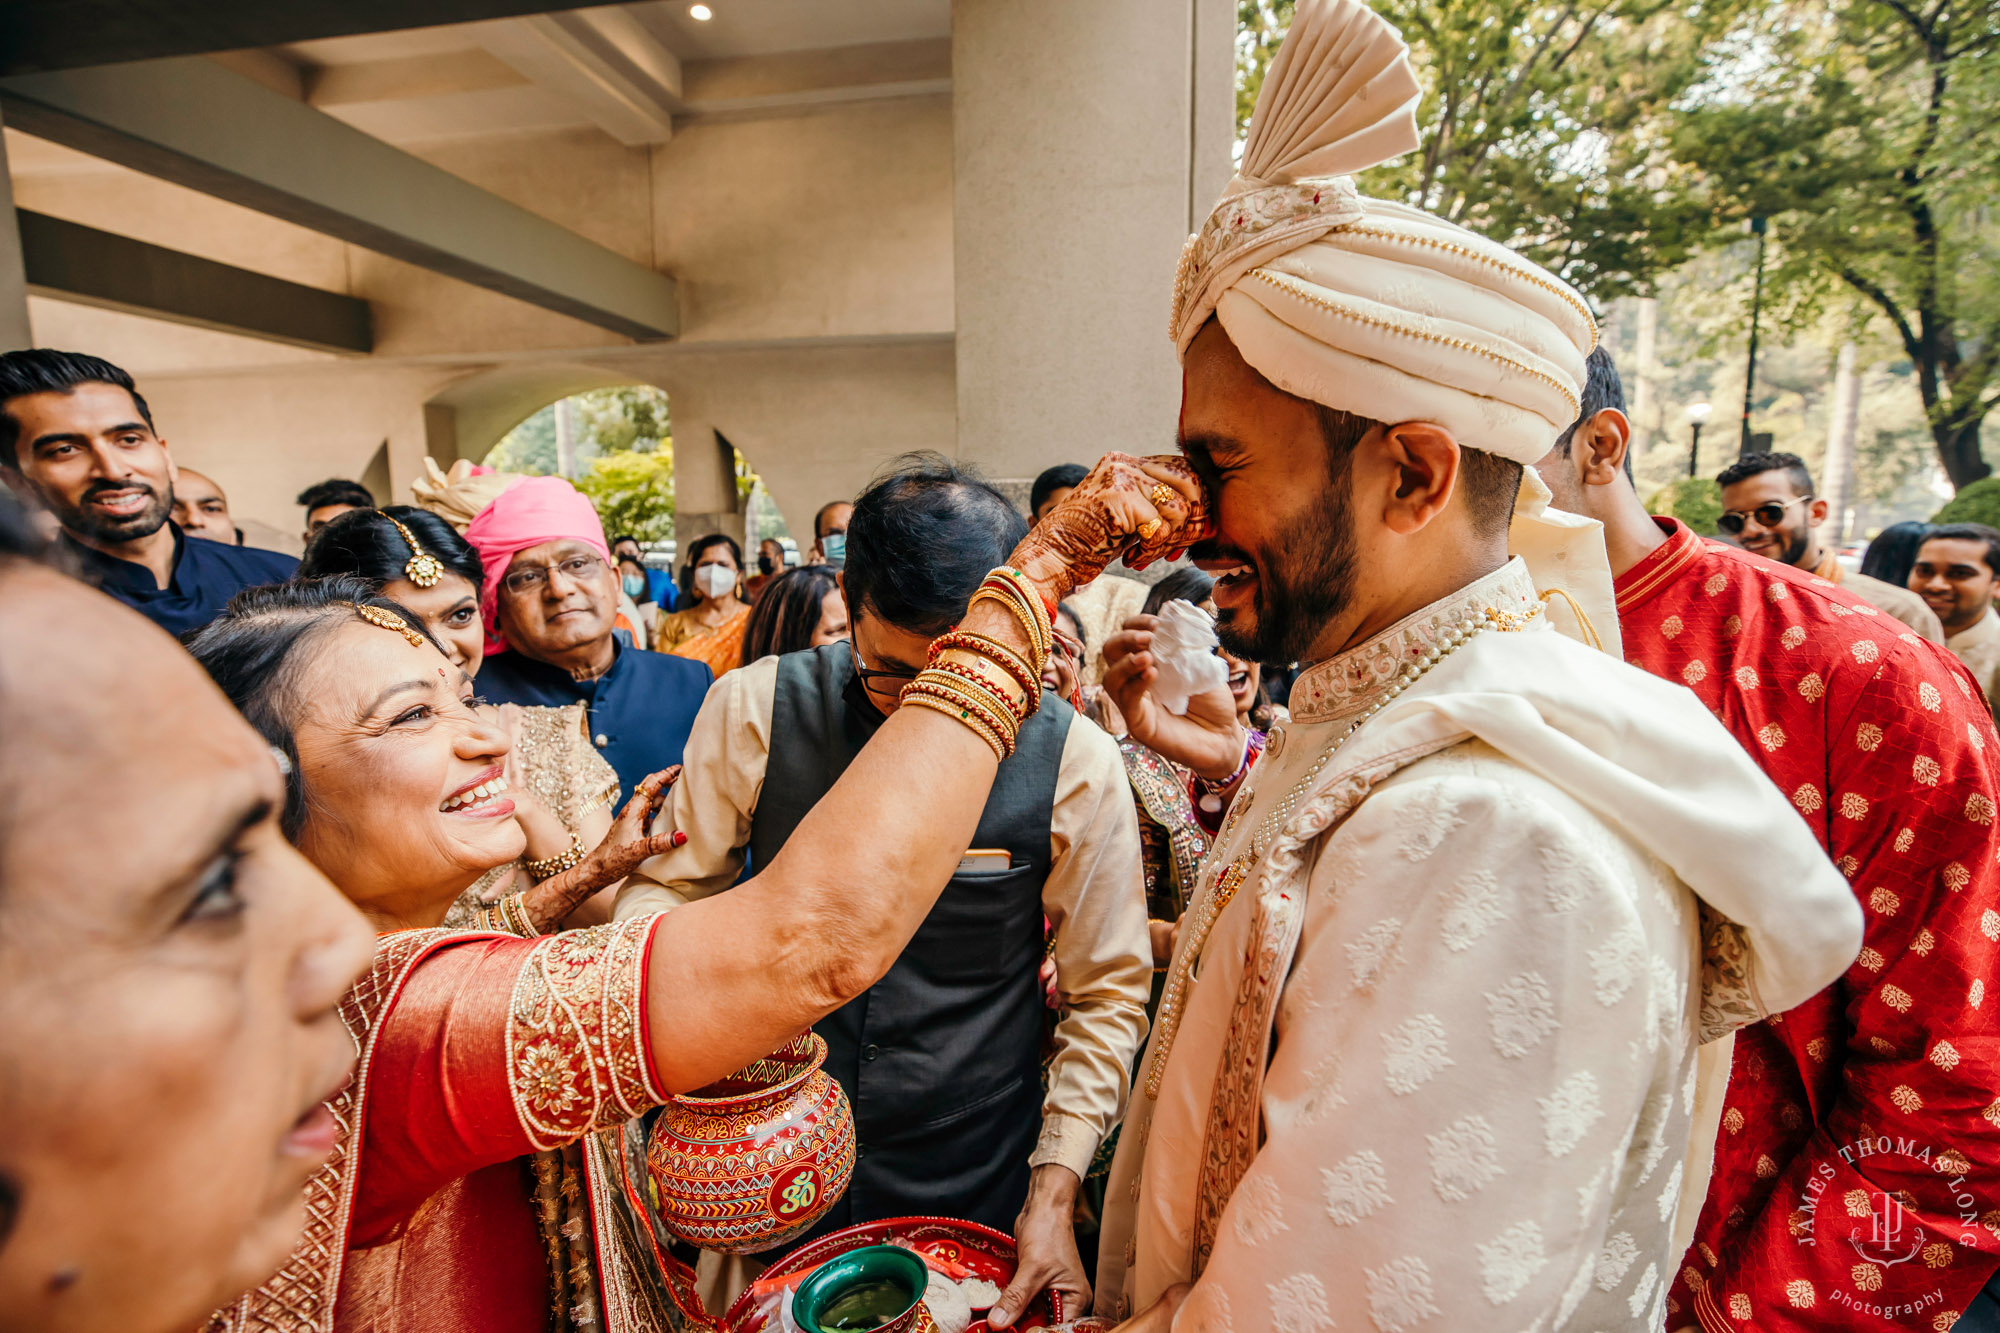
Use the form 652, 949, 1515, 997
1686, 402, 1712, 479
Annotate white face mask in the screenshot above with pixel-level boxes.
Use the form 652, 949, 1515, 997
696, 564, 736, 599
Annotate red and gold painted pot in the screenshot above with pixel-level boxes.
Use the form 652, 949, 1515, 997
647, 1031, 855, 1253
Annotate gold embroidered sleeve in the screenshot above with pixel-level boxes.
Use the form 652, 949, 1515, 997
506, 915, 668, 1150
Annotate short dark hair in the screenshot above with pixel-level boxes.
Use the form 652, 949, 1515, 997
1921, 523, 2000, 577
611, 533, 641, 549
815, 500, 851, 539
679, 532, 744, 602
0, 349, 154, 470
1031, 464, 1090, 517
185, 576, 442, 841
1717, 451, 1815, 496
741, 564, 839, 666
844, 452, 1029, 636
296, 505, 484, 593
1142, 567, 1216, 616
295, 478, 377, 513
1554, 348, 1633, 480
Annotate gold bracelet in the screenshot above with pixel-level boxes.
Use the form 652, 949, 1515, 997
903, 690, 1011, 761
523, 831, 584, 883
933, 650, 1031, 721
907, 668, 1019, 745
968, 586, 1050, 678
976, 567, 1053, 658
909, 672, 1019, 747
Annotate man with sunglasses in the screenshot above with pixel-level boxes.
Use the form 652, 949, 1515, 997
614, 454, 1149, 1323
1537, 348, 2000, 1328
1717, 450, 1943, 641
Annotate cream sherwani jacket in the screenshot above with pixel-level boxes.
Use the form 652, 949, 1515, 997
1097, 560, 1862, 1332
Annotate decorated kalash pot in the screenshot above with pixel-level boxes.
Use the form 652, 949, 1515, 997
791, 1246, 938, 1333
647, 1031, 855, 1252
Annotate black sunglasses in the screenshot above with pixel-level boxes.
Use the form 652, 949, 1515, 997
1717, 495, 1811, 535
850, 644, 921, 692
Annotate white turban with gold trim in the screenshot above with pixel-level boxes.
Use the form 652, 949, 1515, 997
1172, 0, 1597, 467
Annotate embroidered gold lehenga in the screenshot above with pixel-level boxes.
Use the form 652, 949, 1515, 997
205, 918, 696, 1333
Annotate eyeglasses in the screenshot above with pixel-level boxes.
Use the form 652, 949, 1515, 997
850, 643, 920, 695
501, 553, 605, 596
1717, 495, 1811, 535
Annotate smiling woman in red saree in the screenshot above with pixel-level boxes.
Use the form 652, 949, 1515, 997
180, 454, 1206, 1333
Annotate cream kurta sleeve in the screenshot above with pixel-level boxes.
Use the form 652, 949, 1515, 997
1168, 752, 1698, 1332
613, 656, 778, 919
1033, 711, 1153, 1180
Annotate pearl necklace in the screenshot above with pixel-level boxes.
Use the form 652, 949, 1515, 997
1144, 599, 1542, 1099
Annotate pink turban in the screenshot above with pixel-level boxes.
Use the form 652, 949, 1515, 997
463, 475, 612, 656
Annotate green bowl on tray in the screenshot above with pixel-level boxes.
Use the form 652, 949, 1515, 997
793, 1245, 935, 1333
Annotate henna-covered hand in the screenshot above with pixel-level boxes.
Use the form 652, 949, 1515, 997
1008, 453, 1212, 603
515, 766, 683, 932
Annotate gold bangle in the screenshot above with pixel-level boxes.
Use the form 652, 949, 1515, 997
933, 651, 1031, 720
909, 669, 1019, 745
903, 690, 1011, 761
523, 831, 584, 883
910, 672, 1018, 746
969, 585, 1050, 675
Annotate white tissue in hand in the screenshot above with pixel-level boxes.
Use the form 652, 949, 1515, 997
1149, 598, 1229, 716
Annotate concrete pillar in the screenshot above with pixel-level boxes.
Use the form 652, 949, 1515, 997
1820, 341, 1861, 548
0, 108, 33, 350
671, 418, 744, 553
951, 0, 1233, 486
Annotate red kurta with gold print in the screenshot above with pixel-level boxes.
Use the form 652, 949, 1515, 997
1619, 519, 2000, 1331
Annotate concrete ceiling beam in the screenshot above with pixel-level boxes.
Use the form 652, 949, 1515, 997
474, 11, 680, 146
679, 39, 950, 118
305, 49, 529, 107
0, 1, 605, 77
17, 209, 373, 354
0, 58, 679, 340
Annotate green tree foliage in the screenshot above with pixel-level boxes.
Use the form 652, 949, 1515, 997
575, 448, 676, 543
1646, 476, 1725, 531
486, 405, 557, 475
1236, 0, 1720, 300
1665, 0, 2000, 489
1933, 476, 2000, 525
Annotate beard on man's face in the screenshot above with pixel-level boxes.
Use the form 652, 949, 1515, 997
1203, 476, 1358, 665
48, 477, 173, 545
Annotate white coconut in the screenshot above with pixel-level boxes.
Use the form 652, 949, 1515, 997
925, 1270, 973, 1333
959, 1277, 1003, 1311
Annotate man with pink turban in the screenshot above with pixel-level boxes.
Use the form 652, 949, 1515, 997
468, 474, 711, 796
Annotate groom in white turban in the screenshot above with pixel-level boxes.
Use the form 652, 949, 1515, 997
1083, 2, 1865, 1330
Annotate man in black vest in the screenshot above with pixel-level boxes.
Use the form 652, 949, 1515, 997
616, 455, 1150, 1321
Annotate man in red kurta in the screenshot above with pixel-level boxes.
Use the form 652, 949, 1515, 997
1537, 348, 2000, 1331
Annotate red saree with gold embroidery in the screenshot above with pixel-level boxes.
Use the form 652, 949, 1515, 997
206, 918, 691, 1333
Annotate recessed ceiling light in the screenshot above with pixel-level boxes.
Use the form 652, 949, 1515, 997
689, 3, 713, 18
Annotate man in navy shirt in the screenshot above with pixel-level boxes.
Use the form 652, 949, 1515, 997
0, 350, 294, 636
465, 475, 710, 793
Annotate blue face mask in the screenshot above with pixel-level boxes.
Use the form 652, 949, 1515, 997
821, 533, 846, 566
622, 573, 647, 599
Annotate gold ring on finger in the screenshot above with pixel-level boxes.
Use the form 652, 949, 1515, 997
1138, 518, 1164, 540
1147, 483, 1174, 508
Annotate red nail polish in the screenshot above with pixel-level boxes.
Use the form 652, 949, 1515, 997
671, 830, 688, 847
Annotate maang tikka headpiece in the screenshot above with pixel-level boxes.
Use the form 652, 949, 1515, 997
355, 602, 428, 649
386, 514, 445, 588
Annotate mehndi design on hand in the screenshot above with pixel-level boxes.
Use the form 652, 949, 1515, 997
1010, 453, 1212, 602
